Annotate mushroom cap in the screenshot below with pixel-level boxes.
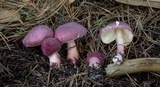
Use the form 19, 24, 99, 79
86, 52, 104, 66
55, 22, 87, 43
100, 21, 133, 46
41, 38, 61, 56
22, 25, 54, 47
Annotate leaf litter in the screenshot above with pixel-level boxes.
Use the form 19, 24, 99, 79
0, 9, 23, 24
0, 0, 160, 87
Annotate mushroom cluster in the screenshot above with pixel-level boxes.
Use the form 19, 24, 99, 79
22, 25, 62, 67
22, 22, 87, 68
100, 21, 133, 64
22, 21, 133, 78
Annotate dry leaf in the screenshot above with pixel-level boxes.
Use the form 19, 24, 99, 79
0, 9, 22, 23
68, 0, 75, 4
116, 0, 160, 9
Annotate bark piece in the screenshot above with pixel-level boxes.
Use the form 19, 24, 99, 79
105, 58, 160, 77
116, 0, 160, 9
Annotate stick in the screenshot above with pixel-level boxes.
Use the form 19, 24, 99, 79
105, 58, 160, 77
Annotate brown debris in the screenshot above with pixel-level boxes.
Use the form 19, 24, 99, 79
0, 0, 160, 87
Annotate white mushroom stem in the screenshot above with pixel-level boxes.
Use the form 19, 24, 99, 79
112, 29, 124, 64
67, 40, 79, 65
48, 52, 61, 68
116, 29, 124, 55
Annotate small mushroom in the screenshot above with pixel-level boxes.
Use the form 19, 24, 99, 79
86, 52, 104, 80
41, 37, 62, 67
86, 52, 104, 68
22, 25, 54, 47
100, 21, 133, 64
55, 22, 87, 65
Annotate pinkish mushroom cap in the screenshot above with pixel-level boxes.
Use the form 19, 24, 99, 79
22, 25, 54, 47
55, 22, 87, 43
41, 37, 61, 56
41, 37, 62, 67
100, 21, 133, 46
86, 52, 104, 67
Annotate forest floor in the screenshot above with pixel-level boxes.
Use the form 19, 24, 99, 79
0, 0, 160, 87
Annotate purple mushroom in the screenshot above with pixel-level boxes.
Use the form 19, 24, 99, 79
55, 22, 87, 65
100, 21, 133, 64
41, 37, 62, 67
86, 52, 104, 68
22, 25, 54, 47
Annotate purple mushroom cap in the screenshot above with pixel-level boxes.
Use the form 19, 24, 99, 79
41, 37, 61, 56
55, 22, 87, 43
100, 21, 133, 45
100, 21, 132, 33
22, 25, 54, 47
86, 52, 104, 66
